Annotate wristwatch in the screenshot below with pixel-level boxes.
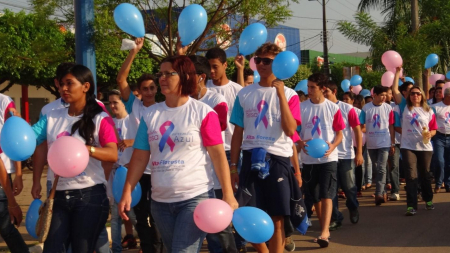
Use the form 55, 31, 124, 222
90, 146, 96, 155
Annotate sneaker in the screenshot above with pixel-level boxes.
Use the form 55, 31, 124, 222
329, 221, 342, 231
375, 194, 387, 206
121, 235, 137, 249
284, 237, 295, 252
425, 201, 435, 210
390, 193, 400, 201
307, 218, 312, 227
349, 209, 359, 224
405, 207, 416, 216
400, 178, 406, 185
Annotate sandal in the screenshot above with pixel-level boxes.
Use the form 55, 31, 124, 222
313, 236, 331, 243
317, 236, 330, 248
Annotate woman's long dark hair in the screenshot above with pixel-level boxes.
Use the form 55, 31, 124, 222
59, 65, 104, 145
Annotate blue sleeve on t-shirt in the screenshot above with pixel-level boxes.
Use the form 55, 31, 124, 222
122, 92, 136, 115
394, 111, 402, 127
230, 96, 244, 128
133, 118, 150, 151
431, 106, 437, 114
399, 96, 407, 116
296, 125, 302, 133
32, 116, 48, 146
359, 110, 366, 124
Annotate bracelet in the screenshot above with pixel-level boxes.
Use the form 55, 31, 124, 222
8, 205, 19, 209
230, 169, 238, 174
230, 163, 238, 167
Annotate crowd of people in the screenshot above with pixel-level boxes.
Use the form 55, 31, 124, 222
0, 38, 446, 253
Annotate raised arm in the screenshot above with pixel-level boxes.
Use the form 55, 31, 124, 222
116, 38, 144, 102
234, 55, 245, 87
392, 67, 403, 105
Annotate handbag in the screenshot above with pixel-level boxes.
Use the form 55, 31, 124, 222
36, 175, 59, 243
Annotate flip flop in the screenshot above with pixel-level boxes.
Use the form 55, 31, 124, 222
313, 236, 331, 243
317, 236, 329, 248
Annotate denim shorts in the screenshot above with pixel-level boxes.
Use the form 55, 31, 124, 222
302, 162, 338, 203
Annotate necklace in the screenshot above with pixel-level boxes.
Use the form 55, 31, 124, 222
198, 87, 206, 100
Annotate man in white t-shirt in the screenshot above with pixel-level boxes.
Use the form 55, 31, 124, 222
360, 85, 395, 206
297, 73, 345, 248
117, 38, 163, 253
323, 81, 363, 228
205, 48, 243, 166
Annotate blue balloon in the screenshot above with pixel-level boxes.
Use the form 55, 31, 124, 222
0, 116, 36, 161
272, 51, 299, 80
425, 54, 439, 69
405, 77, 415, 84
305, 139, 328, 158
26, 199, 42, 239
114, 3, 145, 38
398, 79, 403, 86
253, 70, 261, 83
360, 89, 371, 98
239, 23, 268, 55
178, 4, 207, 46
341, 79, 350, 92
295, 79, 308, 94
113, 166, 142, 207
446, 71, 450, 80
350, 75, 362, 86
232, 207, 274, 243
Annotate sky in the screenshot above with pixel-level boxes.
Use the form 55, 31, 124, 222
0, 0, 386, 54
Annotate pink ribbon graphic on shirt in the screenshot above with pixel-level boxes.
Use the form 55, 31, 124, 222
311, 116, 321, 136
446, 112, 450, 123
410, 113, 419, 126
159, 121, 175, 152
254, 100, 269, 129
373, 114, 381, 128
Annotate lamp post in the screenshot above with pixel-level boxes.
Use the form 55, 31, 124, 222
309, 0, 329, 77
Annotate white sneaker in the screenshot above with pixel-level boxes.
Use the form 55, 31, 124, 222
307, 219, 312, 227
390, 193, 400, 201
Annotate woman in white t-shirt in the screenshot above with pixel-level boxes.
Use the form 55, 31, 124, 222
118, 56, 238, 252
32, 65, 118, 252
394, 86, 437, 216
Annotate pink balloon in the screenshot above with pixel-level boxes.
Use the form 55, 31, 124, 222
249, 57, 257, 71
47, 136, 89, 178
352, 85, 362, 95
429, 74, 445, 86
381, 71, 395, 87
382, 50, 403, 69
194, 199, 233, 233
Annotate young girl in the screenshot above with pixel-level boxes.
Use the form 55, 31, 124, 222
32, 65, 118, 252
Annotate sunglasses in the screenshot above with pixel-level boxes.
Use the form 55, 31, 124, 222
254, 57, 274, 65
156, 72, 178, 79
410, 92, 422, 96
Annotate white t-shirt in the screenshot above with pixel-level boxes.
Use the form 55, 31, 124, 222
206, 80, 243, 151
395, 106, 437, 151
133, 98, 223, 203
114, 115, 137, 166
299, 99, 346, 164
336, 101, 360, 159
32, 108, 117, 190
431, 101, 450, 134
0, 94, 16, 173
230, 83, 301, 157
361, 102, 394, 149
199, 89, 228, 189
123, 93, 152, 174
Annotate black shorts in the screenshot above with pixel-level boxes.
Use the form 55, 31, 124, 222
235, 150, 291, 216
302, 162, 337, 203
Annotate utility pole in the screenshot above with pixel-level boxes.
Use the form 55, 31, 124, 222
322, 0, 329, 77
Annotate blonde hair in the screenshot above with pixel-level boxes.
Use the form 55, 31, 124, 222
407, 86, 430, 112
255, 42, 282, 56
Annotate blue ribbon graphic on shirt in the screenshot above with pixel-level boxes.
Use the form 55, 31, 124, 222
311, 116, 321, 136
159, 121, 175, 152
254, 100, 269, 129
410, 113, 419, 126
373, 114, 381, 128
446, 112, 450, 123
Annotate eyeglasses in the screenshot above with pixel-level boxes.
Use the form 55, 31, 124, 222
254, 57, 274, 65
410, 92, 422, 96
156, 72, 178, 79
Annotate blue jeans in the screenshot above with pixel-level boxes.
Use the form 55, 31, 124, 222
95, 227, 111, 253
388, 144, 400, 194
368, 148, 390, 196
433, 133, 450, 189
43, 184, 110, 253
111, 200, 137, 253
151, 189, 214, 253
363, 147, 372, 185
0, 175, 28, 253
332, 159, 359, 222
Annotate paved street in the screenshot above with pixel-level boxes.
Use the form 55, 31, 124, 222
2, 168, 449, 252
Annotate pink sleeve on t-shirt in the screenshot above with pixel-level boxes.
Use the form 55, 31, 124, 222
389, 110, 395, 125
288, 95, 301, 126
4, 101, 15, 121
99, 117, 118, 147
348, 108, 360, 128
97, 101, 112, 118
213, 102, 228, 132
200, 111, 224, 147
332, 109, 346, 131
290, 131, 300, 142
429, 114, 438, 131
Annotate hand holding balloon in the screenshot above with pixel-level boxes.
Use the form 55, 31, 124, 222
324, 141, 336, 157
132, 38, 144, 53
272, 79, 285, 95
234, 55, 245, 70
176, 33, 189, 56
297, 139, 311, 155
